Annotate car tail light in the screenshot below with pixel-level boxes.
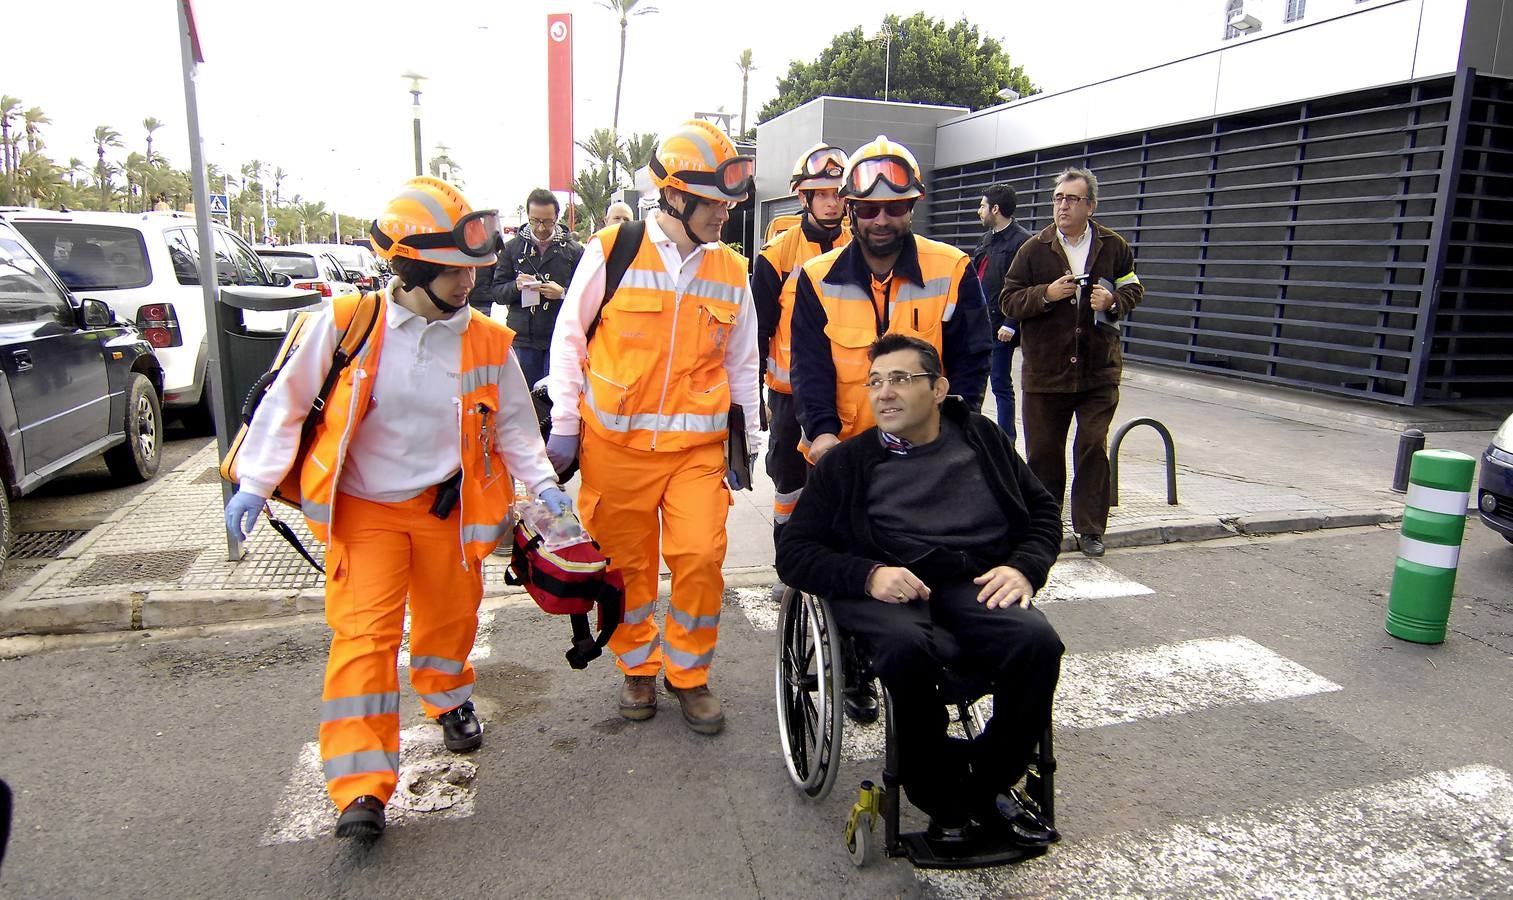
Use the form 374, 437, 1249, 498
136, 302, 183, 348
294, 280, 333, 298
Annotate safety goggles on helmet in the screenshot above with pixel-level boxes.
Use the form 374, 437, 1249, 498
793, 146, 847, 189
655, 154, 755, 200
846, 155, 923, 200
371, 208, 501, 260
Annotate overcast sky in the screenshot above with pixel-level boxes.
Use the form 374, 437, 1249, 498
8, 0, 1226, 218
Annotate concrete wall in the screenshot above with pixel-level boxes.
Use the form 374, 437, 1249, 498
936, 0, 1477, 169
753, 97, 964, 239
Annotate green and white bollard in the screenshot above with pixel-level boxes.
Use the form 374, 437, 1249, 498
1385, 449, 1476, 644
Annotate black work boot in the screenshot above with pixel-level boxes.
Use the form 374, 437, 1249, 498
843, 679, 880, 724
437, 699, 483, 753
335, 795, 385, 839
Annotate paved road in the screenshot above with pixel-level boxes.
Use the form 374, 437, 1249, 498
2, 427, 213, 595
1, 525, 1509, 898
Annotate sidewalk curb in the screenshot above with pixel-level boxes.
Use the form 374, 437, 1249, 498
0, 509, 1404, 639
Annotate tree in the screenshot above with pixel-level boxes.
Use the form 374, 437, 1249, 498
737, 49, 755, 136
93, 125, 124, 209
143, 117, 163, 163
0, 96, 20, 202
600, 0, 657, 181
615, 131, 658, 179
757, 13, 1036, 123
571, 164, 614, 235
23, 107, 49, 157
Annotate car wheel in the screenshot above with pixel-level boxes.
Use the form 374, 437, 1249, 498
104, 373, 164, 483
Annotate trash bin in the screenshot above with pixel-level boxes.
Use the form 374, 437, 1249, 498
216, 285, 322, 426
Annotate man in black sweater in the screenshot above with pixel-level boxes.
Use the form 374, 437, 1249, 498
776, 333, 1064, 853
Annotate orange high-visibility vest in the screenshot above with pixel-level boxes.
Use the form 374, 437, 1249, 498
581, 225, 748, 452
802, 236, 967, 441
759, 221, 850, 393
296, 293, 519, 561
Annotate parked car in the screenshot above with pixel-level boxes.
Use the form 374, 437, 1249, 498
1477, 412, 1513, 544
0, 217, 165, 571
5, 208, 292, 429
255, 246, 359, 302
310, 243, 384, 291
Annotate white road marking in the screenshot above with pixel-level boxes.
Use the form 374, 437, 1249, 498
397, 609, 495, 668
260, 724, 478, 845
1035, 558, 1154, 603
841, 636, 1340, 761
1055, 635, 1341, 730
731, 586, 780, 632
920, 765, 1513, 899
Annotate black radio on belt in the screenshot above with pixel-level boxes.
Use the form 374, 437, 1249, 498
429, 471, 463, 519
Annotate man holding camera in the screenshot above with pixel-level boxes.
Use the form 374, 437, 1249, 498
1002, 167, 1142, 558
483, 188, 583, 387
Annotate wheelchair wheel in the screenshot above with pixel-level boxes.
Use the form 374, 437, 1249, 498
847, 815, 873, 867
774, 587, 845, 801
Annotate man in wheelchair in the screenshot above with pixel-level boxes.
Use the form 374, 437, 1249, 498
776, 333, 1064, 854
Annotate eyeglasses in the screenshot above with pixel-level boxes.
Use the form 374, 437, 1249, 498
1053, 193, 1089, 206
853, 200, 915, 220
528, 216, 558, 228
864, 371, 934, 391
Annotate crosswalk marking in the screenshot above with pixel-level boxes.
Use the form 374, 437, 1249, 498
731, 586, 779, 632
260, 724, 477, 845
1035, 558, 1153, 603
1056, 635, 1341, 729
397, 609, 495, 669
920, 765, 1513, 899
839, 636, 1340, 762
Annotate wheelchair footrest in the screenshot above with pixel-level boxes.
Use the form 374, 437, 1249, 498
896, 831, 1049, 870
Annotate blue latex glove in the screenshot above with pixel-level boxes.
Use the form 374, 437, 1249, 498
726, 453, 759, 491
540, 486, 572, 516
545, 432, 579, 474
225, 489, 268, 541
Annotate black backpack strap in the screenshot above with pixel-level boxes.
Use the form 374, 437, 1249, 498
583, 220, 645, 346
299, 292, 382, 447
263, 505, 325, 574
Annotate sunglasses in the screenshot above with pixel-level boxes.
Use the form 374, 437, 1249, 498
852, 200, 915, 220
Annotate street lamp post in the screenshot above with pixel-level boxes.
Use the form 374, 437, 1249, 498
404, 72, 427, 177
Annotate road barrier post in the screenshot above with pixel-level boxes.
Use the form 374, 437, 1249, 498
1385, 449, 1475, 644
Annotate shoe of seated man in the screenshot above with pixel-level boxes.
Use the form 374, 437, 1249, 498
924, 818, 978, 856
979, 787, 1059, 845
335, 795, 385, 839
436, 699, 483, 753
843, 679, 880, 724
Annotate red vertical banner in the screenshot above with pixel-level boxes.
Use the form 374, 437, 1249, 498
547, 13, 574, 193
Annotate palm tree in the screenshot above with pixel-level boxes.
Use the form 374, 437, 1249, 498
272, 166, 288, 205
0, 96, 20, 201
571, 164, 614, 231
93, 125, 124, 208
614, 131, 659, 182
23, 107, 49, 156
576, 127, 620, 198
736, 49, 755, 136
18, 151, 63, 207
124, 151, 147, 212
143, 117, 163, 163
599, 0, 657, 178
67, 157, 87, 189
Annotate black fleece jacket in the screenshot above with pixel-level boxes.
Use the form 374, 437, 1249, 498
775, 396, 1062, 601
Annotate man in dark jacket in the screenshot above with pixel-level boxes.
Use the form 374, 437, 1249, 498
971, 182, 1033, 439
482, 188, 584, 387
777, 333, 1063, 854
1003, 167, 1143, 559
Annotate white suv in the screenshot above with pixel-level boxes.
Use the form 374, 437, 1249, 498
6, 208, 294, 427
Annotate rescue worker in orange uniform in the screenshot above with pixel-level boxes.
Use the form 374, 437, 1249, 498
224, 177, 568, 839
545, 120, 761, 735
789, 136, 993, 723
753, 144, 851, 550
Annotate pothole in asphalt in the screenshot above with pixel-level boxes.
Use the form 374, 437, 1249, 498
390, 758, 477, 813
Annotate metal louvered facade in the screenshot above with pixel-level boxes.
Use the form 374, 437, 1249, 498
930, 70, 1513, 405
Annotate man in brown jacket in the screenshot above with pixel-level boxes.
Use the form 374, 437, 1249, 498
1002, 167, 1142, 558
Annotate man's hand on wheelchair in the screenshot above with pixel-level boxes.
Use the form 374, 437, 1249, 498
973, 566, 1034, 609
865, 565, 931, 604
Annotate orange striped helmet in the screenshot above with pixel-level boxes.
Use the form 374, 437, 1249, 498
791, 143, 848, 192
841, 135, 925, 202
369, 177, 499, 267
650, 120, 754, 204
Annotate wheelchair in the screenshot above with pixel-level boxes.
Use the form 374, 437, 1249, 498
774, 586, 1056, 869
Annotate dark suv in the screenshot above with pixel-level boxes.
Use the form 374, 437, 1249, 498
0, 218, 165, 570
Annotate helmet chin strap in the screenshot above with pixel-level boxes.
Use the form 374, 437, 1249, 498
660, 191, 714, 245
400, 272, 465, 315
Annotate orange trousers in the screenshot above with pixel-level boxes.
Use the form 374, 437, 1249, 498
319, 490, 483, 811
578, 430, 730, 689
